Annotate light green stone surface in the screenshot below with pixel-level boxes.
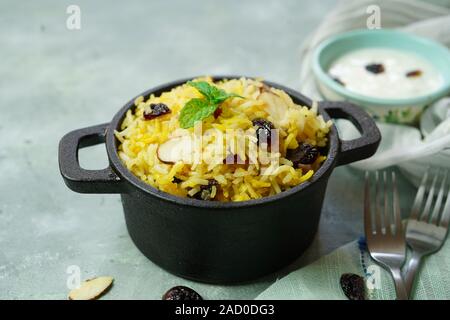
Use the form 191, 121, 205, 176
0, 0, 416, 299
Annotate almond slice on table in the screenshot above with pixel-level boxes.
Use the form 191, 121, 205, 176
68, 276, 114, 300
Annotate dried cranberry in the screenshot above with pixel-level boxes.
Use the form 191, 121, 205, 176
406, 70, 422, 78
191, 179, 219, 201
286, 143, 319, 166
213, 107, 222, 118
340, 273, 366, 300
365, 63, 385, 74
143, 103, 171, 120
162, 286, 203, 300
252, 118, 275, 147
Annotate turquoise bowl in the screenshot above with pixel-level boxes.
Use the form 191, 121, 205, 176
312, 29, 450, 124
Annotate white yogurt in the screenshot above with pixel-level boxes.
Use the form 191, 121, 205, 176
328, 48, 443, 99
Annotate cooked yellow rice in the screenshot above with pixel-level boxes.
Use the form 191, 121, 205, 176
115, 77, 332, 202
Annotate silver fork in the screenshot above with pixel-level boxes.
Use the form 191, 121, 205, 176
404, 169, 450, 299
365, 171, 408, 300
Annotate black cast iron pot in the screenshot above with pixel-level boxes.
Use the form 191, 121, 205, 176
59, 76, 381, 283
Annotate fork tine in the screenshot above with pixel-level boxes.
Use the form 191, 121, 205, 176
392, 172, 403, 237
384, 171, 392, 235
410, 170, 429, 220
431, 171, 448, 225
439, 174, 450, 229
364, 171, 374, 240
375, 171, 382, 234
421, 170, 439, 222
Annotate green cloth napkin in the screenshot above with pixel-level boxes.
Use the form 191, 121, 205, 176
256, 237, 450, 300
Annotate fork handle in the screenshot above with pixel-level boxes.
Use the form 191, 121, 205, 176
404, 251, 424, 299
391, 267, 408, 300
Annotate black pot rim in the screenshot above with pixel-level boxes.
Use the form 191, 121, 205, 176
105, 76, 340, 209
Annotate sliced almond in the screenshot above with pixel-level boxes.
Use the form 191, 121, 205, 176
258, 91, 289, 128
157, 136, 194, 164
68, 276, 113, 300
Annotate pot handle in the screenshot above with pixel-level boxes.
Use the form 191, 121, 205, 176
58, 123, 125, 193
319, 101, 381, 167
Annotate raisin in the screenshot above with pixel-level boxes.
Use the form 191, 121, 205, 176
172, 176, 182, 184
162, 286, 203, 300
365, 63, 385, 74
252, 118, 275, 147
406, 70, 422, 78
340, 273, 366, 300
190, 179, 219, 201
143, 103, 171, 120
213, 107, 222, 118
332, 77, 345, 86
286, 143, 319, 166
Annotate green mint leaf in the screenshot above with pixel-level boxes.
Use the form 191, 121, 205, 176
211, 92, 244, 104
179, 98, 218, 128
187, 81, 218, 101
180, 81, 244, 128
188, 81, 243, 104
